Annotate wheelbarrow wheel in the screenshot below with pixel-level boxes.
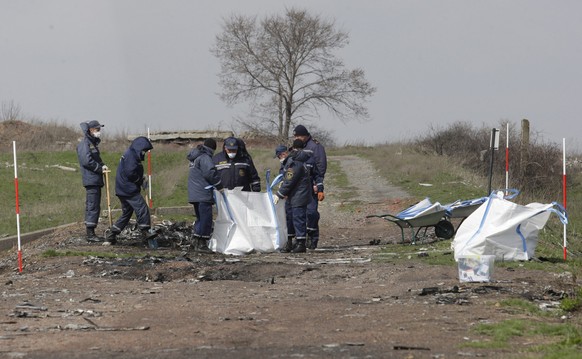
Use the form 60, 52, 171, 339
435, 220, 455, 239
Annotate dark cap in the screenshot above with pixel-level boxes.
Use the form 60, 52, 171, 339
87, 120, 104, 129
203, 138, 217, 151
291, 139, 305, 150
274, 144, 287, 158
224, 137, 238, 150
293, 125, 309, 136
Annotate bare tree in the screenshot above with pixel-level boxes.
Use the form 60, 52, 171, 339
212, 8, 376, 141
1, 100, 22, 122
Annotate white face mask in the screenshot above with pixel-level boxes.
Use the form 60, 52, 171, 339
227, 153, 236, 159
279, 158, 285, 163
92, 130, 101, 138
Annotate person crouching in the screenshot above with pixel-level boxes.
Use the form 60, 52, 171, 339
272, 139, 312, 253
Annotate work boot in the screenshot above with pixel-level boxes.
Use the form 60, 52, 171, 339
103, 229, 118, 246
306, 230, 318, 250
308, 237, 318, 250
191, 235, 213, 254
292, 240, 306, 253
86, 227, 103, 243
280, 236, 294, 253
194, 237, 214, 254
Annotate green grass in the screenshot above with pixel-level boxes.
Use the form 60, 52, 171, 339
498, 298, 553, 317
465, 318, 582, 357
561, 287, 582, 313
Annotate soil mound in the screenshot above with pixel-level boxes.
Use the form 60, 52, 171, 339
0, 120, 80, 152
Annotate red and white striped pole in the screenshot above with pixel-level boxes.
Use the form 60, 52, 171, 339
562, 138, 567, 260
13, 141, 23, 272
505, 123, 509, 193
147, 128, 153, 209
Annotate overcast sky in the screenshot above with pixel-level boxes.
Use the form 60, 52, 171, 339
1, 0, 581, 149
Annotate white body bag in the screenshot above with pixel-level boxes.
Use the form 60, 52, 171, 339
209, 173, 287, 255
452, 191, 567, 261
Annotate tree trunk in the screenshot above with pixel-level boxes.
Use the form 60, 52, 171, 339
284, 99, 292, 140
277, 87, 284, 139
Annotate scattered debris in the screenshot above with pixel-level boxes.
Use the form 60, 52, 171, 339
15, 304, 47, 311
419, 286, 459, 296
393, 345, 430, 350
80, 317, 150, 332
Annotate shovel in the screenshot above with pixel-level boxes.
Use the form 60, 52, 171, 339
103, 169, 113, 228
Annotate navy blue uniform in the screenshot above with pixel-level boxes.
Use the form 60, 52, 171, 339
76, 122, 106, 229
213, 148, 261, 192
276, 150, 312, 245
279, 151, 322, 240
187, 144, 223, 239
111, 137, 154, 234
303, 136, 327, 248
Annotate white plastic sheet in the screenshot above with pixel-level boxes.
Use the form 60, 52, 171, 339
397, 197, 445, 219
453, 192, 567, 261
209, 186, 287, 255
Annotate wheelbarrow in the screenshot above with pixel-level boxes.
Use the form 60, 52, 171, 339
367, 198, 454, 244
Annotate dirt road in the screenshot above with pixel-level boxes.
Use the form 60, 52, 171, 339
0, 155, 579, 358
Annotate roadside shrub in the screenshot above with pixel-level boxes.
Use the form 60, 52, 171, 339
415, 121, 577, 203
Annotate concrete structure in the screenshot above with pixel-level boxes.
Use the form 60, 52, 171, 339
128, 130, 234, 145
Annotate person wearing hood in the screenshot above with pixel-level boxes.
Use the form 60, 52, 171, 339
76, 120, 108, 242
104, 136, 157, 247
273, 139, 313, 253
187, 138, 224, 253
212, 137, 261, 192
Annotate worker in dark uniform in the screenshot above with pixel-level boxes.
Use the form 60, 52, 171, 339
273, 139, 313, 253
275, 142, 322, 253
213, 137, 261, 192
293, 125, 327, 249
187, 138, 224, 253
76, 120, 108, 242
274, 144, 294, 252
104, 136, 158, 247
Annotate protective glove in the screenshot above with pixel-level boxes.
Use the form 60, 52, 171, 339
102, 165, 109, 172
317, 192, 325, 201
273, 196, 280, 205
